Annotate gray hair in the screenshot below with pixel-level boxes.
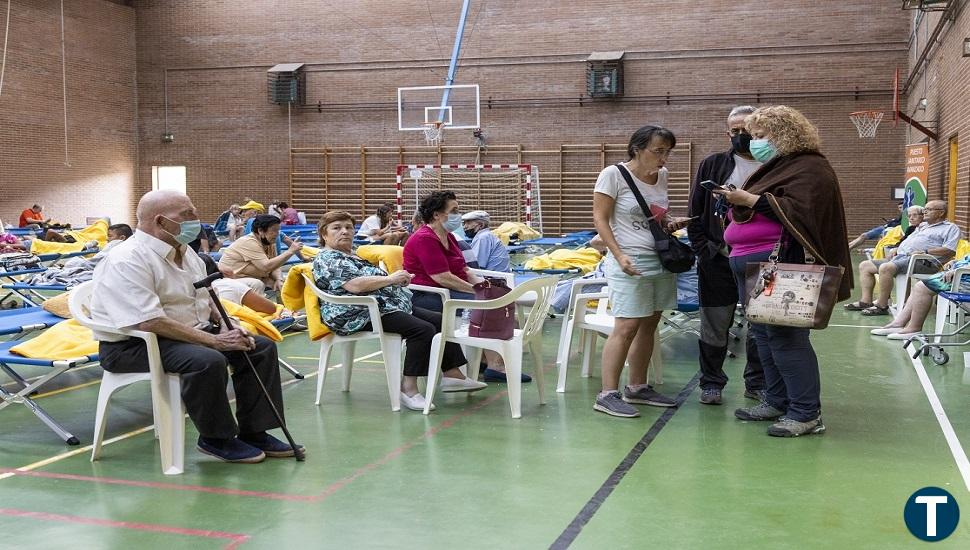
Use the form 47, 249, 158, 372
907, 205, 925, 215
728, 105, 757, 122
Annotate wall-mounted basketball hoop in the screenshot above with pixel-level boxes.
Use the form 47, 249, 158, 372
856, 67, 938, 141
849, 110, 884, 138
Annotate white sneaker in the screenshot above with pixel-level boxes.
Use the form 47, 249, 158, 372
887, 331, 923, 340
871, 326, 905, 335
440, 376, 488, 393
400, 392, 435, 411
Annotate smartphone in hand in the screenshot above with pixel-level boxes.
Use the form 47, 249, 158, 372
699, 180, 723, 192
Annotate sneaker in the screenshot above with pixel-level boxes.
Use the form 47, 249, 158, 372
400, 391, 436, 411
622, 385, 676, 407
870, 326, 905, 336
734, 402, 785, 421
886, 331, 923, 340
767, 416, 826, 437
482, 368, 532, 383
440, 376, 488, 393
699, 388, 722, 405
238, 432, 305, 458
196, 436, 265, 463
743, 388, 767, 401
593, 391, 640, 418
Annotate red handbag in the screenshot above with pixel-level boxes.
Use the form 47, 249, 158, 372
468, 277, 516, 340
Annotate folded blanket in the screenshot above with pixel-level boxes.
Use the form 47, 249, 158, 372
523, 247, 602, 274
281, 263, 330, 341
492, 222, 541, 245
221, 300, 283, 342
10, 319, 98, 360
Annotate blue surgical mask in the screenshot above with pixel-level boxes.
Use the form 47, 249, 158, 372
443, 213, 462, 233
749, 138, 778, 162
161, 216, 201, 245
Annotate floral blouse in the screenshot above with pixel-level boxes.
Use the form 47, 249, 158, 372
311, 248, 412, 336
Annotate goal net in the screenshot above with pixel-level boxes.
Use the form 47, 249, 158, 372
395, 164, 543, 234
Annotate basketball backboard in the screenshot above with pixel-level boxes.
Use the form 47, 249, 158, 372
397, 84, 480, 131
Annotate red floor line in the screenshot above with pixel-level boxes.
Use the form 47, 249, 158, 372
311, 389, 510, 502
0, 507, 250, 549
0, 468, 315, 502
2, 386, 513, 503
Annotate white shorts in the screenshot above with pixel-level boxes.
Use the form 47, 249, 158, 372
603, 253, 677, 318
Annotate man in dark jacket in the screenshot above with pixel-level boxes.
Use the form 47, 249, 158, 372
686, 106, 765, 405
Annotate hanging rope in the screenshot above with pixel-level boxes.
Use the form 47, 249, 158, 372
0, 0, 11, 97
60, 0, 70, 167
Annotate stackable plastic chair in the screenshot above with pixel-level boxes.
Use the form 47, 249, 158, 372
424, 277, 558, 418
69, 281, 186, 475
302, 273, 403, 411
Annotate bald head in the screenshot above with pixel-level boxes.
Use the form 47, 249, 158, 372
136, 190, 199, 244
923, 200, 947, 224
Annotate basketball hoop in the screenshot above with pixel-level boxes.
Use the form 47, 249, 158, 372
849, 110, 885, 138
423, 122, 444, 146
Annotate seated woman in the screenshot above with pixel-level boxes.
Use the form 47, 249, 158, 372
871, 254, 970, 340
403, 190, 529, 383
199, 254, 278, 315
226, 204, 244, 241
218, 214, 303, 290
358, 203, 409, 246
313, 210, 486, 410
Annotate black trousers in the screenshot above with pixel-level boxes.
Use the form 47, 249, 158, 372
98, 335, 284, 440
365, 307, 466, 376
696, 253, 764, 392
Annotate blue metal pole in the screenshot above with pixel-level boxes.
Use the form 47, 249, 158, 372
436, 0, 471, 123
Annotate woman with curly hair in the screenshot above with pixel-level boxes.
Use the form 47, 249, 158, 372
713, 105, 852, 437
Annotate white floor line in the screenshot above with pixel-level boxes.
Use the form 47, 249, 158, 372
906, 349, 970, 492
0, 350, 383, 480
827, 324, 882, 329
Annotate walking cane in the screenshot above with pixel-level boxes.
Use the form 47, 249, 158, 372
193, 272, 305, 462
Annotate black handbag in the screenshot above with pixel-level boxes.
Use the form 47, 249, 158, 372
615, 163, 695, 273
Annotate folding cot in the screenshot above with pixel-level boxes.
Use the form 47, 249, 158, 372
0, 306, 95, 445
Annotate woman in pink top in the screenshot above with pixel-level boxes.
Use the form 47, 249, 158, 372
403, 190, 530, 384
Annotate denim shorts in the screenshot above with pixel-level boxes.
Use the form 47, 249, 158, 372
603, 253, 677, 318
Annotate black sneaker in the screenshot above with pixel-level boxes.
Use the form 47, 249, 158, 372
622, 385, 676, 407
699, 388, 722, 405
239, 432, 305, 458
196, 436, 265, 463
734, 402, 785, 421
593, 391, 640, 418
767, 416, 826, 437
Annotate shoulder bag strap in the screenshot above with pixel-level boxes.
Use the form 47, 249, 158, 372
615, 163, 667, 241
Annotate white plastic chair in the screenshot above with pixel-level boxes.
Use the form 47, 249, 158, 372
68, 281, 186, 476
555, 281, 663, 393
302, 273, 403, 411
892, 253, 943, 314
423, 277, 558, 418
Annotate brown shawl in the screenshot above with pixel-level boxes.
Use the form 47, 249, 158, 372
732, 151, 854, 301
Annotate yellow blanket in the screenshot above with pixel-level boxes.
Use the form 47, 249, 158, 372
356, 244, 404, 273
870, 226, 904, 260
281, 263, 331, 341
300, 245, 320, 260
29, 220, 109, 255
523, 247, 603, 274
10, 319, 98, 360
492, 222, 541, 245
221, 300, 283, 342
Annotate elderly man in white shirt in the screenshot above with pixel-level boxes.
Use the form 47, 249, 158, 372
90, 190, 301, 464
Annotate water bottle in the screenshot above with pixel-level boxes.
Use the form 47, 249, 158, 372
460, 308, 472, 333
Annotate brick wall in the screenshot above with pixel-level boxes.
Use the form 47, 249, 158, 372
906, 4, 970, 232
4, 1, 914, 236
0, 0, 136, 227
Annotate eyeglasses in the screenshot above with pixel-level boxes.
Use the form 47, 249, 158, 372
924, 207, 944, 212
728, 129, 750, 136
646, 148, 674, 157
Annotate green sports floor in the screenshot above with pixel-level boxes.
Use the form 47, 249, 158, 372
3, 283, 970, 549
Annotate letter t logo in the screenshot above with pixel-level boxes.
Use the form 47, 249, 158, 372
915, 496, 949, 537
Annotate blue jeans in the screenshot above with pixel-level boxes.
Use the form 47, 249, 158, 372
730, 251, 821, 422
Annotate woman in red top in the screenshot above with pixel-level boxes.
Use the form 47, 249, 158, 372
403, 190, 530, 383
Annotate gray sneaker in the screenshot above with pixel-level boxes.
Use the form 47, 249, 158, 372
767, 416, 826, 437
594, 391, 640, 418
734, 402, 785, 421
623, 385, 677, 407
699, 388, 722, 405
743, 388, 767, 401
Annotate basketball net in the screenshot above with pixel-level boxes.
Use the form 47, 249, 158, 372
849, 110, 884, 138
423, 122, 444, 146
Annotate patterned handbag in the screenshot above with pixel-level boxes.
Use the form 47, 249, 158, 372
743, 241, 844, 329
